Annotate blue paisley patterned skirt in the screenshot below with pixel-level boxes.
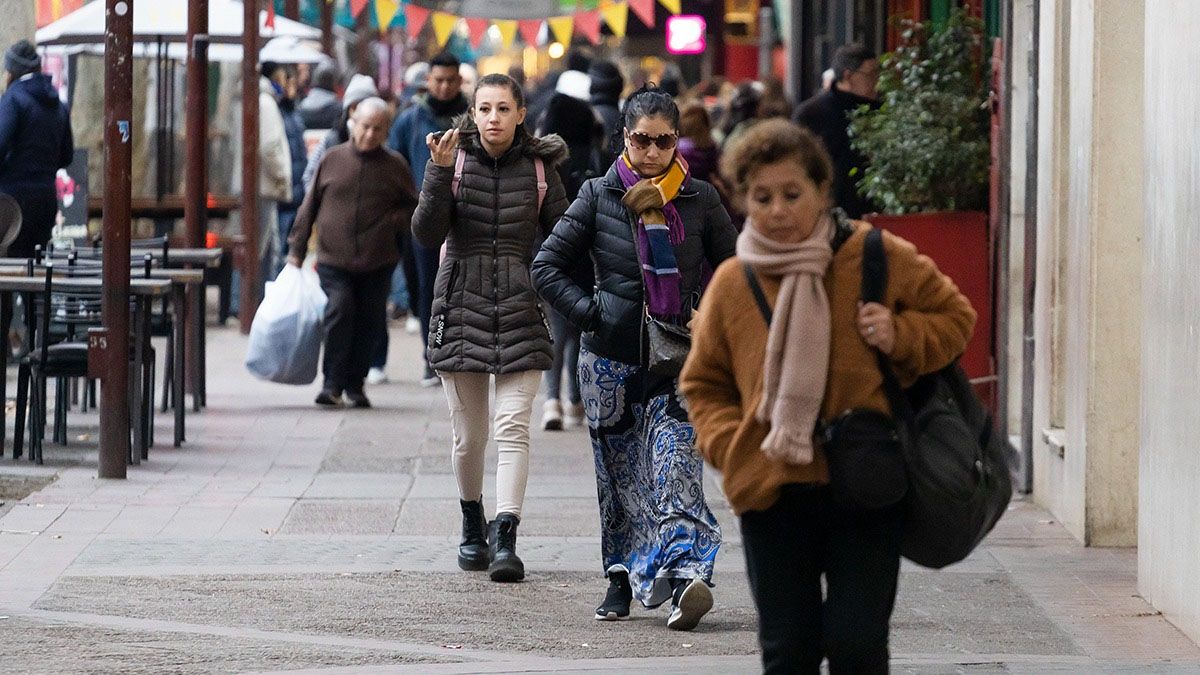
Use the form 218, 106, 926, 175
579, 346, 722, 608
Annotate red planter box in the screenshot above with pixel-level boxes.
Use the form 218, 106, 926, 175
865, 211, 994, 406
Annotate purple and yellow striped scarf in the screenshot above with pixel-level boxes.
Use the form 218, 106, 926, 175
617, 153, 689, 319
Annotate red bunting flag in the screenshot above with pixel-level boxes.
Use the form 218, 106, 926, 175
405, 3, 432, 39
350, 0, 370, 18
466, 17, 490, 49
518, 19, 543, 47
628, 0, 654, 28
575, 10, 602, 45
266, 1, 276, 28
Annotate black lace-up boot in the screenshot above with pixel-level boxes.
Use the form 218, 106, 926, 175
458, 499, 489, 571
487, 513, 525, 582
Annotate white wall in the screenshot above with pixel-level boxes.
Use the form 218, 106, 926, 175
1139, 0, 1200, 646
1031, 0, 1143, 546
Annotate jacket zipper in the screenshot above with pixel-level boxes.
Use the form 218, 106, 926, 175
492, 156, 501, 366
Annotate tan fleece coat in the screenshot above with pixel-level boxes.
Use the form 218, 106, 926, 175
679, 222, 977, 515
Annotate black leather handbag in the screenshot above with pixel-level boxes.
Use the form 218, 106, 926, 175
742, 261, 907, 511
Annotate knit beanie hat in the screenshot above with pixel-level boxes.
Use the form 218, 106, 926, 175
404, 62, 430, 90
587, 60, 623, 100
5, 40, 40, 78
555, 70, 592, 102
343, 74, 378, 110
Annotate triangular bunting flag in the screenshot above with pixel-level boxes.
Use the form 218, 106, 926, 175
350, 0, 370, 18
601, 2, 628, 37
431, 12, 459, 47
657, 0, 681, 14
575, 10, 601, 45
518, 19, 543, 47
466, 17, 490, 49
495, 20, 519, 50
374, 0, 401, 32
404, 3, 431, 39
580, 0, 600, 9
628, 0, 654, 28
266, 0, 276, 28
558, 0, 577, 11
548, 15, 574, 45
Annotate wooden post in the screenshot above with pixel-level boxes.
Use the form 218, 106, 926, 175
284, 0, 299, 20
185, 0, 209, 250
100, 0, 134, 478
321, 0, 333, 57
239, 0, 260, 333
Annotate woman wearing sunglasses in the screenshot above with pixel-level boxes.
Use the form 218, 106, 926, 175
532, 84, 737, 630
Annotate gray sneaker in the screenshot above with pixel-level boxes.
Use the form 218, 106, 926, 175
666, 578, 713, 631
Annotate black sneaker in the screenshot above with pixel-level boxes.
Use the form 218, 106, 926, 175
344, 389, 371, 408
314, 389, 343, 407
487, 513, 525, 582
594, 570, 632, 621
666, 578, 713, 631
458, 499, 489, 571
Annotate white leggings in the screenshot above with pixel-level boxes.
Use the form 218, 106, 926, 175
439, 370, 542, 519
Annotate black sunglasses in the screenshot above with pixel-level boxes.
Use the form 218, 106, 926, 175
626, 131, 678, 151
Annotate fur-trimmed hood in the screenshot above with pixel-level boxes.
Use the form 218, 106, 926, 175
452, 113, 569, 167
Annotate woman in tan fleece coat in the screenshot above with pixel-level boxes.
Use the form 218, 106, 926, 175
679, 119, 975, 674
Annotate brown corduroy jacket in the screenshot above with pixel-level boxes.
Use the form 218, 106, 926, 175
679, 222, 977, 516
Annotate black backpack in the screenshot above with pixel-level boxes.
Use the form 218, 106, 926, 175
861, 227, 1013, 568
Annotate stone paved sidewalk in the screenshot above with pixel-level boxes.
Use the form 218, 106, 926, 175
1, 325, 1198, 673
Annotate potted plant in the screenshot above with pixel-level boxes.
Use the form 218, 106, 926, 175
849, 7, 994, 399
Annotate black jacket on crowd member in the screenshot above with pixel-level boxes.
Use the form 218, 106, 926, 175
531, 162, 736, 366
588, 60, 624, 148
411, 115, 570, 375
0, 72, 74, 256
792, 86, 880, 219
537, 92, 604, 291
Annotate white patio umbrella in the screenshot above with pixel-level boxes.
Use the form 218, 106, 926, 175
35, 0, 321, 46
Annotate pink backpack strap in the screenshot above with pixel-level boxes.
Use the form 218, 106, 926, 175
534, 157, 548, 212
450, 148, 467, 198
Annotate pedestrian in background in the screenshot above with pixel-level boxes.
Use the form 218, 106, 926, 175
267, 63, 308, 277
532, 85, 735, 631
587, 59, 624, 163
412, 74, 568, 584
680, 119, 975, 673
0, 40, 73, 259
287, 98, 418, 409
793, 43, 881, 218
298, 61, 341, 131
534, 83, 604, 432
304, 74, 378, 192
388, 52, 471, 388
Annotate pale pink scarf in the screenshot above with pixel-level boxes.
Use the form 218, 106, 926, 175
735, 214, 834, 465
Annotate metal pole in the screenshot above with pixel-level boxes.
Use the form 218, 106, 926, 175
239, 0, 260, 333
284, 0, 299, 20
320, 0, 333, 58
786, 0, 805, 102
101, 0, 133, 479
185, 0, 209, 250
759, 6, 775, 81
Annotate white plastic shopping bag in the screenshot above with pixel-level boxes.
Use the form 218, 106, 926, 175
245, 265, 327, 384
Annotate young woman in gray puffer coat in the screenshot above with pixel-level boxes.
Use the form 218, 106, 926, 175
411, 73, 569, 583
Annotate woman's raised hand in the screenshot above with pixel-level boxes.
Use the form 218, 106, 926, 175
427, 128, 460, 167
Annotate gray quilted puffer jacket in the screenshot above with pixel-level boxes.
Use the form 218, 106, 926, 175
411, 116, 569, 374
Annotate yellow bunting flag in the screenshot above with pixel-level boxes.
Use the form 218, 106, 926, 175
548, 15, 574, 45
374, 0, 400, 32
657, 0, 681, 14
494, 19, 519, 49
431, 11, 459, 47
601, 2, 628, 38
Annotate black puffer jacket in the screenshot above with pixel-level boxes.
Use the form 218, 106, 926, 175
531, 162, 737, 366
411, 117, 569, 374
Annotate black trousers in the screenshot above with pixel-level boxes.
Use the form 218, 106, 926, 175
316, 263, 392, 393
740, 484, 903, 675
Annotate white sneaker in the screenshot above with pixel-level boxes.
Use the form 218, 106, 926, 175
542, 399, 564, 431
563, 402, 585, 429
405, 316, 421, 334
667, 579, 713, 631
366, 367, 388, 385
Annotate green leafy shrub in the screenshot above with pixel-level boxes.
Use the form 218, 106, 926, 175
849, 8, 991, 214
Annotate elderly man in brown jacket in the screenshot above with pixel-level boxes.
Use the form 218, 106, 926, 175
287, 97, 418, 408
